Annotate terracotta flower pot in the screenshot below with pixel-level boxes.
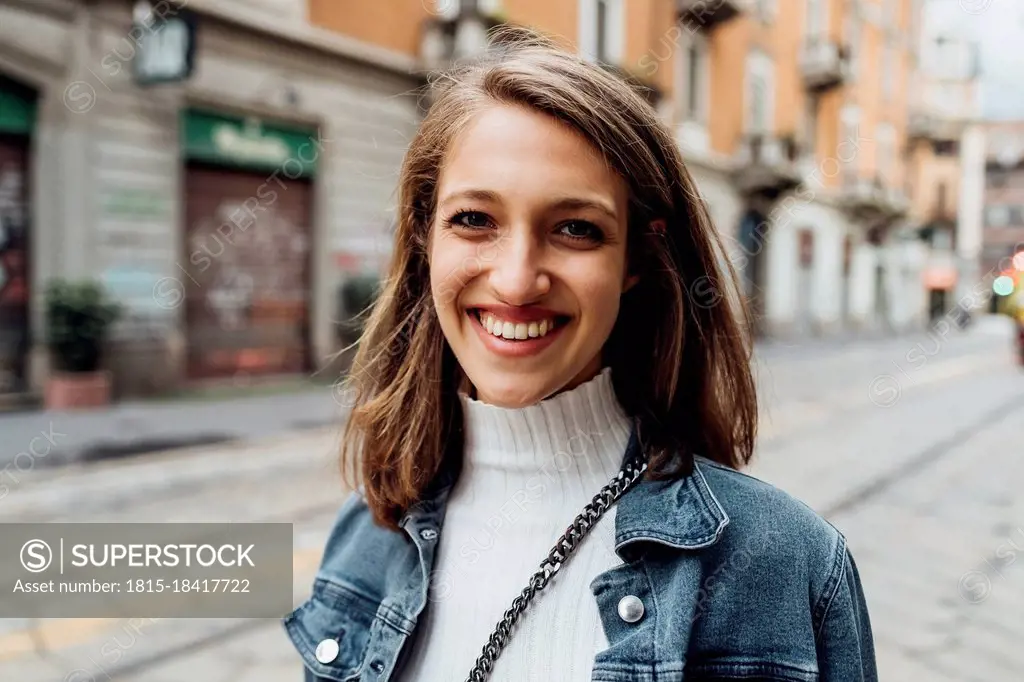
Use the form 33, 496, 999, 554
44, 371, 112, 410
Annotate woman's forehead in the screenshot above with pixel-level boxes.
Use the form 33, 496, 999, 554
436, 104, 627, 208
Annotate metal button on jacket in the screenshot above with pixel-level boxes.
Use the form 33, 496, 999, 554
315, 638, 340, 664
617, 595, 645, 623
419, 528, 438, 541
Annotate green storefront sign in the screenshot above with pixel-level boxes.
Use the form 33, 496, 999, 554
181, 109, 320, 177
0, 77, 37, 136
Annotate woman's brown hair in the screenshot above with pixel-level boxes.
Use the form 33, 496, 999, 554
339, 26, 757, 530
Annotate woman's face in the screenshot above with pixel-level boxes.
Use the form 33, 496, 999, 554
429, 104, 637, 407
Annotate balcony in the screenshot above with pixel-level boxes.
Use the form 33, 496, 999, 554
907, 110, 963, 143
800, 39, 850, 92
419, 3, 504, 71
731, 133, 805, 200
839, 177, 909, 226
907, 80, 977, 141
678, 0, 745, 31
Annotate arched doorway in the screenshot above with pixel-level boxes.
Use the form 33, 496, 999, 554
841, 234, 853, 328
796, 228, 815, 335
737, 209, 768, 335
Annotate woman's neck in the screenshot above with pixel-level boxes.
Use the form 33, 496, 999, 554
455, 367, 633, 506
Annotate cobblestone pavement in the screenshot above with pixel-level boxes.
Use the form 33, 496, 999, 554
1, 316, 1021, 681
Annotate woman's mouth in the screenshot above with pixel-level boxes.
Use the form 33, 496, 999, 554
466, 308, 570, 357
471, 309, 568, 340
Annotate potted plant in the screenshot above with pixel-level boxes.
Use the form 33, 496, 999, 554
322, 274, 381, 378
43, 279, 122, 409
338, 274, 381, 342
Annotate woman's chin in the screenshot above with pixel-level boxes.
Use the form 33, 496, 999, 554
464, 373, 558, 408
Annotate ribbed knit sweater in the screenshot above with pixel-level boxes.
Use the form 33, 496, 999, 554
395, 367, 633, 681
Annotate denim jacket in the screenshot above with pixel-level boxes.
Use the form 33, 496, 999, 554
283, 428, 877, 681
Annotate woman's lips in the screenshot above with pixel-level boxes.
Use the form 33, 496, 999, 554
467, 309, 568, 358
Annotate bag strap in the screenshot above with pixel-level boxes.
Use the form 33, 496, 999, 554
462, 453, 649, 681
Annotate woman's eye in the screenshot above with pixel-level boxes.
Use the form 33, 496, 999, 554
558, 221, 604, 243
449, 211, 491, 229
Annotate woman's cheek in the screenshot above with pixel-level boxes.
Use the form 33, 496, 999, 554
581, 266, 625, 318
430, 248, 472, 310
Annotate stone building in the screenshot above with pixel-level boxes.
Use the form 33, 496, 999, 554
0, 0, 423, 398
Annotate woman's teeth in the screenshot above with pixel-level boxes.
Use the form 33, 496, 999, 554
477, 311, 559, 340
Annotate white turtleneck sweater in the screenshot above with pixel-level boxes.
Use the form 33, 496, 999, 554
395, 367, 634, 682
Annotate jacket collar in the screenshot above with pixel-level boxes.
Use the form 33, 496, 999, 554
402, 424, 730, 556
611, 427, 730, 559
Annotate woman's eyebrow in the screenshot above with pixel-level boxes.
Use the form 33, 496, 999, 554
547, 197, 618, 221
438, 189, 618, 221
438, 188, 501, 205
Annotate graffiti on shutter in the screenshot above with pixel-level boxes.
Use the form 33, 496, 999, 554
183, 166, 311, 378
0, 138, 29, 392
0, 163, 27, 305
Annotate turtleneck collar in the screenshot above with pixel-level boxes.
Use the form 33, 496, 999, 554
455, 367, 634, 501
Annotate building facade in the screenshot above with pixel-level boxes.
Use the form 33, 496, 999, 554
0, 0, 424, 399
982, 121, 1024, 310
0, 0, 951, 401
406, 0, 927, 338
904, 0, 985, 322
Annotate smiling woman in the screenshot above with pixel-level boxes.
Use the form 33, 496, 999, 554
283, 26, 878, 682
430, 103, 635, 406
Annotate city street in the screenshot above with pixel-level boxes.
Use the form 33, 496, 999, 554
1, 316, 1023, 681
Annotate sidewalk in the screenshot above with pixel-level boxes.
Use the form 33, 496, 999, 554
753, 314, 1006, 359
0, 382, 341, 471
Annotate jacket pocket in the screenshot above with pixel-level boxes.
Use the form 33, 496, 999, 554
284, 577, 381, 682
687, 659, 819, 681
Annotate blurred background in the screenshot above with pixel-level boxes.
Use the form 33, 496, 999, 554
1, 0, 1023, 679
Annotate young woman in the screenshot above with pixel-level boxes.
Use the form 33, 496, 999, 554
284, 29, 877, 682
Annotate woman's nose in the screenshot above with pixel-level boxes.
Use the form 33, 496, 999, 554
486, 231, 550, 304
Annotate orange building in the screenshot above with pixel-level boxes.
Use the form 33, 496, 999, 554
905, 18, 982, 322
309, 0, 930, 337
982, 122, 1024, 286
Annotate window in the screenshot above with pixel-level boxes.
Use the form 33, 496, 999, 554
936, 181, 948, 215
686, 41, 700, 117
750, 79, 768, 133
745, 51, 775, 134
844, 12, 861, 80
596, 0, 609, 61
934, 140, 959, 156
437, 0, 503, 19
798, 229, 815, 267
678, 33, 709, 122
883, 0, 899, 28
805, 0, 827, 39
805, 97, 819, 155
840, 104, 861, 186
881, 45, 896, 100
875, 122, 897, 184
578, 0, 624, 64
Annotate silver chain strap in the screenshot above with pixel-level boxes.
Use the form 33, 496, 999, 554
462, 452, 649, 682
